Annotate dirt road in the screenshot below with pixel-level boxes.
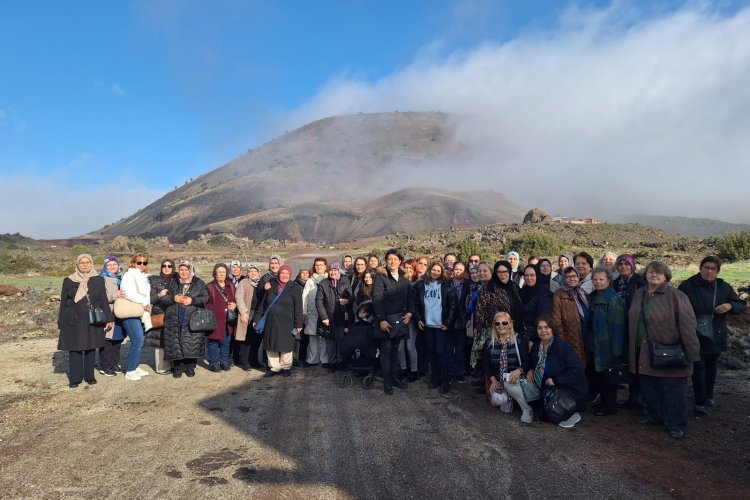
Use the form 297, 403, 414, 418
1, 338, 748, 499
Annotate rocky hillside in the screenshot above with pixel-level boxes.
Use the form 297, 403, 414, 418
89, 112, 524, 242
613, 215, 750, 238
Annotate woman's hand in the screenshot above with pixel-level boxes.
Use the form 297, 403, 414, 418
417, 320, 425, 330
379, 320, 391, 333
228, 302, 237, 311
322, 319, 330, 326
144, 304, 152, 312
715, 303, 733, 314
546, 378, 555, 387
339, 298, 349, 305
158, 289, 168, 298
183, 297, 193, 306
264, 282, 271, 290
509, 368, 522, 384
240, 313, 249, 324
117, 290, 127, 298
402, 312, 413, 325
105, 322, 114, 331
441, 324, 448, 331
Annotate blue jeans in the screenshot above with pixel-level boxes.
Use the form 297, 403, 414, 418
122, 317, 145, 372
207, 334, 231, 366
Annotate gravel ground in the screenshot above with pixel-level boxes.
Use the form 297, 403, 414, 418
0, 338, 748, 499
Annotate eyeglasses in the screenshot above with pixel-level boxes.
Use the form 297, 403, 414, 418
136, 261, 149, 266
162, 264, 173, 268
469, 259, 479, 263
494, 321, 510, 326
496, 270, 509, 275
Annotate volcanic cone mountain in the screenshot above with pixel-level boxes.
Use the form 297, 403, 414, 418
93, 112, 525, 242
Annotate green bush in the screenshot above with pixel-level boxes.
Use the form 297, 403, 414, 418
208, 234, 230, 247
0, 251, 39, 274
129, 238, 148, 254
69, 244, 90, 257
716, 231, 750, 262
453, 237, 492, 263
506, 231, 560, 258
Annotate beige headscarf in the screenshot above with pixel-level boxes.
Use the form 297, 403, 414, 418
68, 254, 98, 303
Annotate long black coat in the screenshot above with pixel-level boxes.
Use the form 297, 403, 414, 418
316, 275, 353, 326
253, 281, 303, 353
146, 273, 173, 348
372, 269, 414, 340
160, 277, 209, 361
57, 276, 113, 351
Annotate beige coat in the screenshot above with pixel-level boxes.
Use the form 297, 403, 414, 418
628, 283, 699, 378
235, 279, 256, 342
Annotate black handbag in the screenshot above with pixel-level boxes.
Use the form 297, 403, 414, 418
605, 363, 630, 385
317, 321, 332, 339
648, 340, 689, 369
87, 294, 109, 327
189, 308, 217, 333
543, 387, 577, 424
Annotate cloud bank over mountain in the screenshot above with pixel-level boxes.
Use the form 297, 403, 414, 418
287, 3, 750, 222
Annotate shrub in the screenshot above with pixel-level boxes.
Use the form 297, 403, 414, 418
506, 231, 560, 258
716, 231, 750, 262
129, 238, 148, 254
0, 251, 39, 274
208, 234, 231, 247
453, 237, 492, 263
69, 244, 90, 257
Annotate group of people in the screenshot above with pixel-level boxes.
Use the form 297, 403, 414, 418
58, 247, 745, 439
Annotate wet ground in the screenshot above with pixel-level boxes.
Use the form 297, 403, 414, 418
1, 338, 748, 499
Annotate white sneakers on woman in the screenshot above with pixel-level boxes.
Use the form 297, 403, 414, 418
124, 371, 142, 381
521, 409, 534, 423
558, 412, 582, 429
135, 366, 150, 377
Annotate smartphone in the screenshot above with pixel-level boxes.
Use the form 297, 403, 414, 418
502, 372, 511, 382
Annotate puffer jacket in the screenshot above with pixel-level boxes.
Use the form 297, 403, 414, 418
316, 275, 353, 327
160, 276, 209, 361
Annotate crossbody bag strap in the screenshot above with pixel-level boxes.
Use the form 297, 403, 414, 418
213, 282, 230, 304
711, 282, 717, 315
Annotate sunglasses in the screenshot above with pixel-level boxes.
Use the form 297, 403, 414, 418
136, 261, 149, 266
494, 321, 510, 326
162, 264, 173, 268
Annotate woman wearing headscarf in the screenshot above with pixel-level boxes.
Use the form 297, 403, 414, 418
520, 264, 552, 345
98, 255, 126, 377
527, 316, 589, 428
536, 258, 553, 285
253, 264, 303, 377
294, 267, 311, 366
146, 258, 175, 375
235, 262, 260, 370
316, 262, 353, 372
506, 251, 524, 286
551, 267, 589, 365
550, 253, 574, 293
58, 254, 113, 387
120, 253, 153, 381
205, 263, 237, 372
228, 260, 243, 286
160, 260, 209, 378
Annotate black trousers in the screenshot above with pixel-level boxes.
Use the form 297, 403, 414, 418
379, 338, 401, 388
239, 334, 265, 367
173, 358, 197, 373
69, 349, 96, 384
692, 353, 719, 405
416, 331, 429, 374
639, 374, 688, 433
98, 340, 123, 371
299, 333, 309, 363
592, 371, 619, 413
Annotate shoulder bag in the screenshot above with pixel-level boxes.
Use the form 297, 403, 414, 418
695, 282, 716, 340
189, 308, 217, 333
255, 288, 284, 335
87, 294, 109, 327
213, 283, 238, 326
543, 387, 577, 424
114, 275, 147, 319
640, 293, 689, 369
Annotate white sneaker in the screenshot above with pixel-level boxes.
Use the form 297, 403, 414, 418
521, 409, 534, 423
135, 367, 150, 377
124, 371, 142, 381
558, 412, 582, 429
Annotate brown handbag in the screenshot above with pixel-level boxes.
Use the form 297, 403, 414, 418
150, 312, 165, 329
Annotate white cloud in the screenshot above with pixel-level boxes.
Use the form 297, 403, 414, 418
286, 4, 750, 223
0, 108, 27, 133
111, 83, 126, 97
0, 174, 165, 239
94, 80, 127, 98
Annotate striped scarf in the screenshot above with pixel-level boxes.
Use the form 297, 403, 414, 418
535, 337, 554, 387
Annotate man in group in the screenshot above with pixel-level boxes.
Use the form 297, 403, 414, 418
443, 252, 458, 269
467, 254, 481, 269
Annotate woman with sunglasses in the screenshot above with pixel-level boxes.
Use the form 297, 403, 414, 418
146, 258, 175, 374
118, 254, 153, 381
483, 312, 533, 422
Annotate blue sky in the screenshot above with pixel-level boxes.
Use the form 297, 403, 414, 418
1, 0, 748, 237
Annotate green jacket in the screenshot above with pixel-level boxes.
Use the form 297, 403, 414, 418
588, 287, 626, 372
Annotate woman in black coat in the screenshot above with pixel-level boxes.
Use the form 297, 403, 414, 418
147, 258, 175, 374
159, 260, 209, 378
372, 249, 414, 395
527, 316, 589, 428
253, 264, 303, 377
58, 254, 114, 388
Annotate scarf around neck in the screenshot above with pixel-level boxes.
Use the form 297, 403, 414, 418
69, 254, 98, 303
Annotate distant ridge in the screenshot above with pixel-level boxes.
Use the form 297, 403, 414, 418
617, 215, 750, 238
